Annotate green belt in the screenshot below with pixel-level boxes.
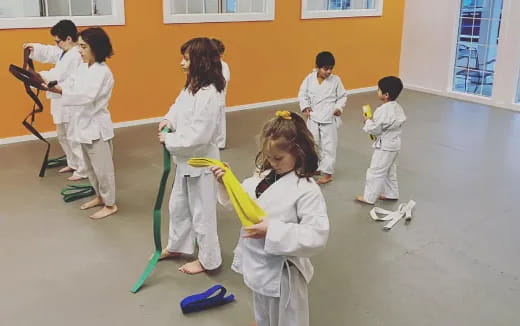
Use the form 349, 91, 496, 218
131, 128, 172, 293
60, 184, 95, 202
47, 155, 68, 168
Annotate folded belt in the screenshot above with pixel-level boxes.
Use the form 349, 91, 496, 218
370, 200, 416, 230
180, 285, 235, 314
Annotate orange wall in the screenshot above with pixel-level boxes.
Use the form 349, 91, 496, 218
0, 0, 405, 139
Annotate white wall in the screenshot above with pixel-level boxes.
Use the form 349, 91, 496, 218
400, 0, 520, 111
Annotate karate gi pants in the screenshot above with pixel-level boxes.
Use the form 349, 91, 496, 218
253, 263, 309, 326
363, 149, 399, 204
306, 119, 337, 175
166, 170, 222, 270
80, 139, 116, 206
56, 122, 88, 178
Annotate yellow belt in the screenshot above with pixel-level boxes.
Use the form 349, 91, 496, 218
188, 158, 265, 227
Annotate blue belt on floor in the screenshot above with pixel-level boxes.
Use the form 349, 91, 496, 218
180, 285, 235, 314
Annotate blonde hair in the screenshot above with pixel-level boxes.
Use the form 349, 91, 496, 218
255, 111, 319, 178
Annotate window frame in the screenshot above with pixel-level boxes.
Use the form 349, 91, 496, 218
301, 0, 383, 19
449, 0, 503, 98
0, 0, 125, 30
163, 0, 275, 24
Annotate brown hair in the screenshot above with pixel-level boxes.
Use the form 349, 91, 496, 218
255, 111, 319, 178
180, 37, 226, 94
78, 27, 113, 62
211, 38, 225, 55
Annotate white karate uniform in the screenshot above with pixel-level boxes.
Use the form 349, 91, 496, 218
30, 44, 86, 177
216, 60, 230, 149
163, 85, 222, 270
362, 101, 407, 204
298, 70, 347, 174
219, 171, 329, 326
61, 62, 116, 205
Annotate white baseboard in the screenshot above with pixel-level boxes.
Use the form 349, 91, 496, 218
0, 118, 164, 146
0, 85, 376, 145
347, 86, 378, 95
226, 97, 299, 112
404, 83, 520, 112
0, 131, 58, 145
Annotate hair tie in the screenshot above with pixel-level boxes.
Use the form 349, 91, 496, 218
275, 110, 292, 120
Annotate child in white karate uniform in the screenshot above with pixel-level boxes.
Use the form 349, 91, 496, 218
157, 37, 226, 275
24, 20, 87, 181
212, 38, 230, 149
356, 76, 407, 204
298, 51, 347, 185
211, 110, 330, 326
47, 27, 118, 219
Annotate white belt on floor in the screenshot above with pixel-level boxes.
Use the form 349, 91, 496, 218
369, 200, 416, 231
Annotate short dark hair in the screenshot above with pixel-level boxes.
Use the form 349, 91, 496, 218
211, 38, 225, 55
78, 27, 114, 62
316, 51, 335, 68
50, 20, 78, 42
378, 76, 403, 101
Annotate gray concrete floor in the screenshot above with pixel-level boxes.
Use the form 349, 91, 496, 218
1, 90, 519, 326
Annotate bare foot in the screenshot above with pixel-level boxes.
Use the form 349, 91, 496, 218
378, 195, 398, 200
355, 195, 374, 205
156, 248, 181, 261
58, 166, 74, 173
67, 174, 86, 181
80, 197, 104, 210
316, 174, 333, 185
89, 205, 118, 219
178, 260, 206, 275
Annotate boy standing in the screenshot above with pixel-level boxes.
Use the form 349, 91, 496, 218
24, 20, 86, 181
356, 76, 406, 204
298, 51, 347, 184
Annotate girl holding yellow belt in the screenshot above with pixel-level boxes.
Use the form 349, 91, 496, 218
211, 111, 330, 326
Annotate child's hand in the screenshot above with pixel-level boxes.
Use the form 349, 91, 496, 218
158, 132, 166, 144
44, 83, 62, 94
334, 109, 342, 116
158, 119, 172, 132
302, 107, 312, 118
210, 165, 227, 183
38, 73, 49, 84
243, 219, 269, 239
23, 43, 35, 52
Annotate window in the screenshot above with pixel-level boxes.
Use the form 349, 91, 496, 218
0, 0, 125, 29
163, 0, 275, 24
301, 0, 382, 19
452, 0, 503, 97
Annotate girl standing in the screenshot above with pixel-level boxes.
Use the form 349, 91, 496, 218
158, 37, 225, 274
211, 111, 330, 326
48, 27, 117, 219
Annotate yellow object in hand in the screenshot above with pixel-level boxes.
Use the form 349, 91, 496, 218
362, 104, 373, 119
362, 105, 376, 141
188, 158, 265, 227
